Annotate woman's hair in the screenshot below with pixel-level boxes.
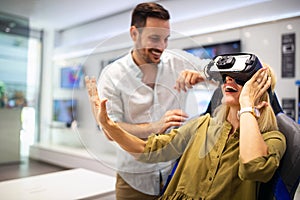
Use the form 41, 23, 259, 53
214, 63, 278, 132
131, 2, 170, 28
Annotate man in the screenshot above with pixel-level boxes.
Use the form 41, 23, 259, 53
87, 2, 209, 199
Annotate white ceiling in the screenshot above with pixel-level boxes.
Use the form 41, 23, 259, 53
0, 0, 153, 29
0, 0, 299, 52
0, 0, 288, 31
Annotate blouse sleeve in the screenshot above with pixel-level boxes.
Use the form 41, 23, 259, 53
138, 114, 211, 163
238, 130, 286, 182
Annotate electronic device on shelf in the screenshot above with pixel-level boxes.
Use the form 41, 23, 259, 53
52, 99, 77, 127
60, 65, 84, 89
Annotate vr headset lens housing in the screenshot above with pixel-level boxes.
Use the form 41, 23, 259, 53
205, 53, 263, 85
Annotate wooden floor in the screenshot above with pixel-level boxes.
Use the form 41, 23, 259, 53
0, 157, 68, 182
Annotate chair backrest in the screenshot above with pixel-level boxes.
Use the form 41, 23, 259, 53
276, 113, 300, 196
263, 92, 300, 199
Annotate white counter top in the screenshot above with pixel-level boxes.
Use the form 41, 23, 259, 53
0, 168, 116, 200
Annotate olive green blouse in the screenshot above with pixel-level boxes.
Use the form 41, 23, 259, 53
138, 114, 286, 200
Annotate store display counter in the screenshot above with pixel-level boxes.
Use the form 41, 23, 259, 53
29, 143, 116, 176
0, 168, 116, 200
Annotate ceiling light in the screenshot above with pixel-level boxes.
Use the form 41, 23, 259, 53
286, 24, 293, 30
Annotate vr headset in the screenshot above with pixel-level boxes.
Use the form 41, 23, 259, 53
204, 53, 263, 85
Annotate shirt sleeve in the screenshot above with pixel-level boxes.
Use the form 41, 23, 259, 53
138, 114, 211, 163
238, 130, 286, 182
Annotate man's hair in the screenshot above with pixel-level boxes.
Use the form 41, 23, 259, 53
131, 2, 170, 28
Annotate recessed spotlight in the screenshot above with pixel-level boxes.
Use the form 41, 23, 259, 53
244, 32, 251, 38
286, 24, 293, 30
207, 37, 213, 43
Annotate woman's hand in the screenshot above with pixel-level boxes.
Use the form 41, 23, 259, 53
85, 76, 114, 140
85, 76, 100, 123
239, 67, 271, 108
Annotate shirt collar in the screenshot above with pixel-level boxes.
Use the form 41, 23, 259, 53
223, 120, 240, 138
128, 49, 163, 78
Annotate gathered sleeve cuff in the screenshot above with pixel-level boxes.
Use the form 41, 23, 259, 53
238, 131, 286, 182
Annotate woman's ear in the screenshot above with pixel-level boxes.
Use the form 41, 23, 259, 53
130, 26, 138, 41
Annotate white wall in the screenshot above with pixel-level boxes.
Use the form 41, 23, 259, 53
240, 18, 299, 101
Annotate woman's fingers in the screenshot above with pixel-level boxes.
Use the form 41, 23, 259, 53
254, 69, 271, 99
252, 67, 268, 85
240, 67, 271, 107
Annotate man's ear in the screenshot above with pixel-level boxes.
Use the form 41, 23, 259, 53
130, 26, 138, 41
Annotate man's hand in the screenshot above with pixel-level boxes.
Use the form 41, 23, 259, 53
174, 70, 205, 92
151, 109, 189, 134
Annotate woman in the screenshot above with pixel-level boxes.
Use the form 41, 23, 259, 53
86, 65, 286, 200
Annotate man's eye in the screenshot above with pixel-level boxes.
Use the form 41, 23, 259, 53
150, 37, 160, 43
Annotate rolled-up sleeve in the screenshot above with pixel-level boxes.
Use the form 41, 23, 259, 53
239, 131, 286, 182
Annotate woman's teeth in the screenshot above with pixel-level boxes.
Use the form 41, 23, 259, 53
225, 85, 238, 92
